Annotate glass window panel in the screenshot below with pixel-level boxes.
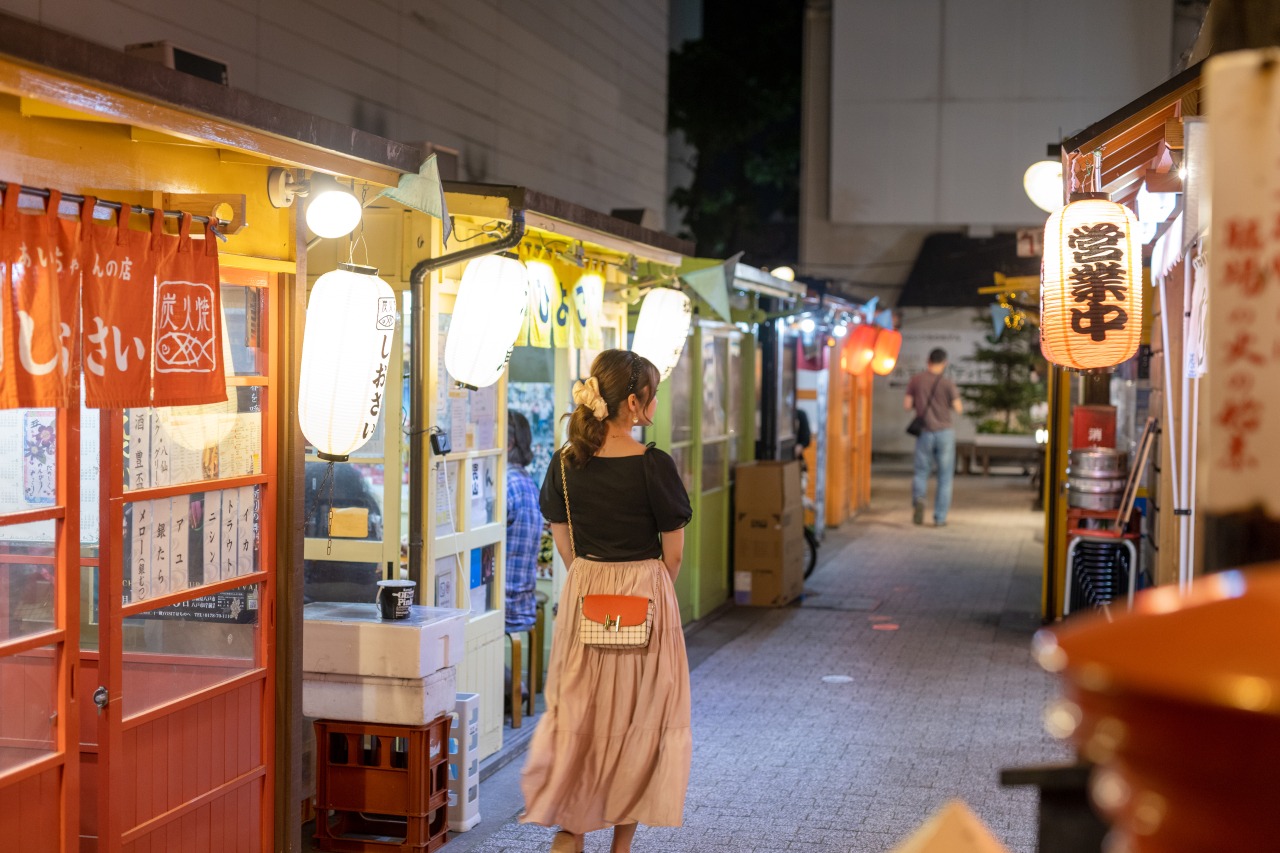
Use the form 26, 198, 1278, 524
81, 403, 101, 547
464, 456, 498, 527
122, 485, 261, 605
0, 644, 57, 772
304, 557, 383, 606
303, 462, 385, 542
121, 582, 259, 718
434, 313, 500, 453
0, 408, 58, 521
701, 336, 725, 438
0, 524, 57, 642
220, 283, 267, 376
728, 336, 742, 438
702, 440, 726, 493
670, 344, 694, 444
670, 445, 694, 494
124, 386, 263, 492
509, 382, 556, 488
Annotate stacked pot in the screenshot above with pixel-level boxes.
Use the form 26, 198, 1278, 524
1066, 448, 1128, 510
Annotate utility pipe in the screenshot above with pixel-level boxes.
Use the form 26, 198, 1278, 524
406, 209, 527, 601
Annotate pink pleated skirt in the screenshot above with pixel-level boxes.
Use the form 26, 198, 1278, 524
519, 556, 692, 834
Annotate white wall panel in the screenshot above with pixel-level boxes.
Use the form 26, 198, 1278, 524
830, 101, 939, 225
828, 0, 1174, 228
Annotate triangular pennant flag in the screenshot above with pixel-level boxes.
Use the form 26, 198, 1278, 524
378, 153, 453, 245
861, 296, 879, 324
989, 303, 1010, 340
875, 308, 894, 329
888, 800, 1011, 853
679, 252, 740, 322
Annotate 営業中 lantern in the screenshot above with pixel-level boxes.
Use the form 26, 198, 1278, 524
1041, 198, 1143, 369
845, 323, 879, 375
631, 287, 692, 381
871, 328, 901, 376
298, 264, 397, 460
445, 253, 529, 390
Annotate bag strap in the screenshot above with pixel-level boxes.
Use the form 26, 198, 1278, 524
559, 446, 576, 559
918, 373, 944, 414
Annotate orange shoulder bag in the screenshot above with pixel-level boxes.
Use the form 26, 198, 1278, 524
560, 448, 656, 648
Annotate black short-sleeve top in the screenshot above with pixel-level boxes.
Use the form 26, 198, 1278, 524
540, 445, 692, 562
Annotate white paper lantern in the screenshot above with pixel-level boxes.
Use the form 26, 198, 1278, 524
156, 396, 239, 451
1023, 161, 1064, 213
1041, 198, 1143, 370
445, 253, 529, 389
298, 263, 397, 460
631, 287, 692, 381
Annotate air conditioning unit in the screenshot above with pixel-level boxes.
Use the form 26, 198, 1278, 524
125, 40, 229, 86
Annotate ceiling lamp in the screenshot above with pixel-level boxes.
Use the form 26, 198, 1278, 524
267, 168, 362, 239
832, 323, 848, 338
845, 324, 878, 374
871, 328, 902, 376
769, 265, 796, 281
1041, 198, 1143, 370
298, 263, 397, 461
631, 287, 692, 381
1023, 160, 1064, 214
445, 253, 529, 390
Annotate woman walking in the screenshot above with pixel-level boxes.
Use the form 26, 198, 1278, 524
521, 349, 692, 853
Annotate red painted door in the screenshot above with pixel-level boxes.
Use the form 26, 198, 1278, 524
85, 267, 278, 852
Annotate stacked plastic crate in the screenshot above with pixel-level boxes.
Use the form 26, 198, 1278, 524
447, 693, 481, 831
303, 602, 469, 851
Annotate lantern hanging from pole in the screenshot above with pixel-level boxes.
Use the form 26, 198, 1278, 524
871, 328, 901, 376
445, 252, 529, 390
845, 324, 879, 375
630, 287, 692, 381
298, 263, 397, 461
1041, 198, 1143, 370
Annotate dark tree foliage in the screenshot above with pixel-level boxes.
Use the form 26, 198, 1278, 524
960, 312, 1046, 434
668, 0, 802, 264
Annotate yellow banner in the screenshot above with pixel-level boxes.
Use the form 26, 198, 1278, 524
524, 257, 555, 348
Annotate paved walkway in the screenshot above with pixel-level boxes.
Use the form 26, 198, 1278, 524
449, 468, 1071, 852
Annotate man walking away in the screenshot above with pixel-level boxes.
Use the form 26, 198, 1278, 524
904, 348, 962, 526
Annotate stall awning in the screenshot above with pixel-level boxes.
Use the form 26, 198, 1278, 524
1061, 61, 1203, 207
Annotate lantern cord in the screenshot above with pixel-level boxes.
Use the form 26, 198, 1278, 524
302, 461, 339, 556
0, 180, 228, 241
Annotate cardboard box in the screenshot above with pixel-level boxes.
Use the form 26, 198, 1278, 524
734, 460, 802, 514
733, 507, 806, 607
733, 551, 805, 607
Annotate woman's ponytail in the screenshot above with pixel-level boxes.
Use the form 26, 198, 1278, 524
561, 349, 659, 467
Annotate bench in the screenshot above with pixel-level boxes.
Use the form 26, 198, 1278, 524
971, 434, 1042, 476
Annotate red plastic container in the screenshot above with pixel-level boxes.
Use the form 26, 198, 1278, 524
1071, 405, 1116, 449
314, 717, 450, 852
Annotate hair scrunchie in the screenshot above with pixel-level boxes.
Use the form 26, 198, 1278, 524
571, 376, 609, 421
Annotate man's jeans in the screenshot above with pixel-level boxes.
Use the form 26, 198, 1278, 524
912, 428, 956, 523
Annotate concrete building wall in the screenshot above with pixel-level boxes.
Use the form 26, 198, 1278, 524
802, 0, 1175, 302
2, 0, 671, 221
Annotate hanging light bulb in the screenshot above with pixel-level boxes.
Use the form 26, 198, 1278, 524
832, 323, 848, 338
305, 174, 362, 239
799, 317, 816, 334
871, 328, 902, 376
298, 263, 397, 461
769, 265, 796, 281
445, 253, 529, 389
1023, 160, 1064, 214
846, 324, 878, 374
1041, 198, 1143, 370
631, 287, 692, 381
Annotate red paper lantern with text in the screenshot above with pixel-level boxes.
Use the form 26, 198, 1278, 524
871, 328, 901, 376
1041, 198, 1143, 369
845, 323, 879, 375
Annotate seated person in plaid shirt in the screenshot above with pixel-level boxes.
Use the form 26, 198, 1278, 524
505, 411, 541, 633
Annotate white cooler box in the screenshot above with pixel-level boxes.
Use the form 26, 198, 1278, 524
302, 667, 456, 725
303, 602, 468, 679
448, 693, 481, 832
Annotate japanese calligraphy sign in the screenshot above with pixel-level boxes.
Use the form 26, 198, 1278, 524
573, 268, 605, 350
152, 215, 226, 407
1203, 50, 1280, 516
80, 209, 160, 408
522, 256, 555, 348
0, 186, 71, 407
1041, 198, 1143, 370
551, 259, 576, 348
